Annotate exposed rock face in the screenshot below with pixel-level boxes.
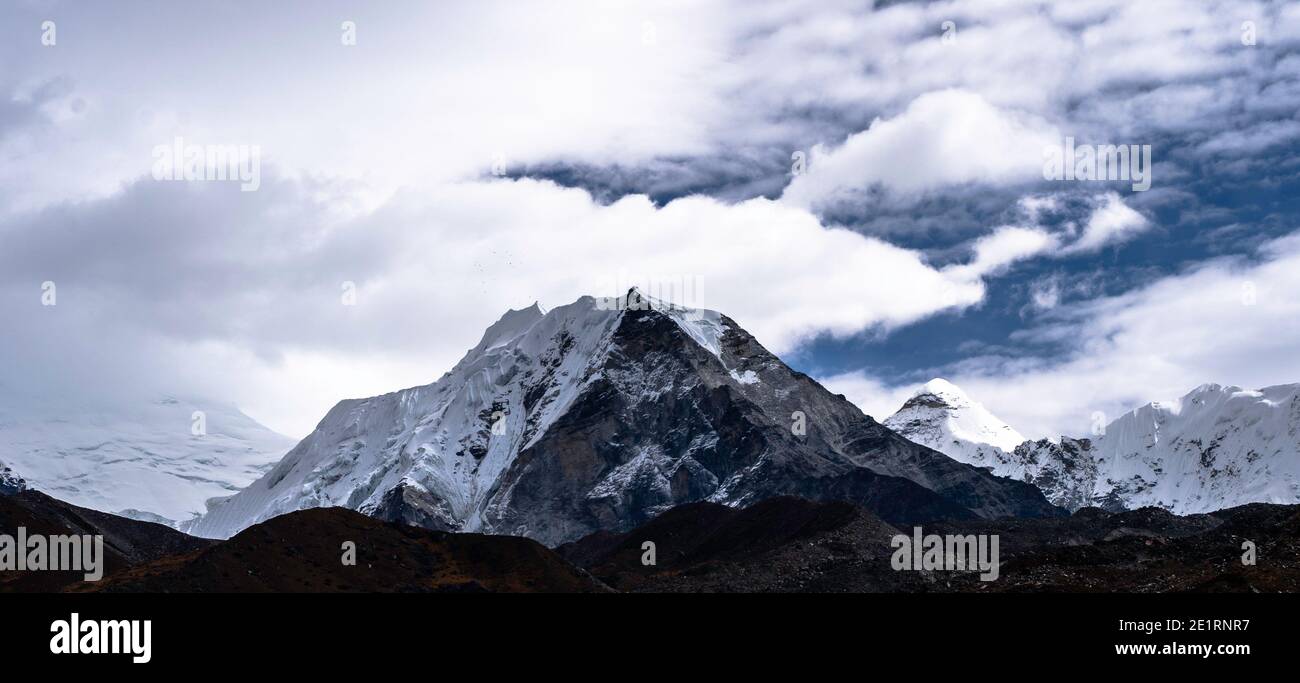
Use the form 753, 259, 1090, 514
1009, 437, 1108, 511
192, 291, 1058, 545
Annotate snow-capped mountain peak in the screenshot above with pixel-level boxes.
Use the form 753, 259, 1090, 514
604, 287, 727, 358
883, 378, 1026, 468
190, 294, 667, 540
191, 295, 1057, 542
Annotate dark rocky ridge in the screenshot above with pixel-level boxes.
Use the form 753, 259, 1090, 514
473, 299, 1061, 544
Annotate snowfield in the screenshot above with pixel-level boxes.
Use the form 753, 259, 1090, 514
0, 395, 294, 524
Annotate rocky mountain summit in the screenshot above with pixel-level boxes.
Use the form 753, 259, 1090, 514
191, 290, 1057, 544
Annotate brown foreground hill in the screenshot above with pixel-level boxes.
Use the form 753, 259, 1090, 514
76, 506, 608, 593
4, 489, 1297, 593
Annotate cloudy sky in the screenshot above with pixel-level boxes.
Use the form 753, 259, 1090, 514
2, 0, 1298, 438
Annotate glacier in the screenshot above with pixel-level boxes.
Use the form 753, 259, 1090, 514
0, 394, 294, 525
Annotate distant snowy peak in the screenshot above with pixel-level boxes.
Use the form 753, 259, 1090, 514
887, 380, 1300, 515
884, 378, 1026, 469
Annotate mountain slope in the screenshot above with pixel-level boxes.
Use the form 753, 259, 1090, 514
192, 291, 1058, 544
887, 380, 1300, 515
0, 396, 294, 524
1070, 383, 1300, 514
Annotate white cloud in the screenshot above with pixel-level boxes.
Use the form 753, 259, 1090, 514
1017, 195, 1061, 222
1199, 120, 1300, 155
0, 0, 732, 213
1061, 192, 1151, 254
2, 174, 1040, 436
839, 230, 1300, 439
5, 0, 1290, 217
3, 0, 1296, 443
781, 89, 1060, 207
1025, 275, 1062, 314
943, 226, 1059, 282
817, 371, 919, 423
722, 0, 1288, 137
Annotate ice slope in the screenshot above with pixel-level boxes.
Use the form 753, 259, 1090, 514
0, 395, 294, 524
1083, 383, 1300, 513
